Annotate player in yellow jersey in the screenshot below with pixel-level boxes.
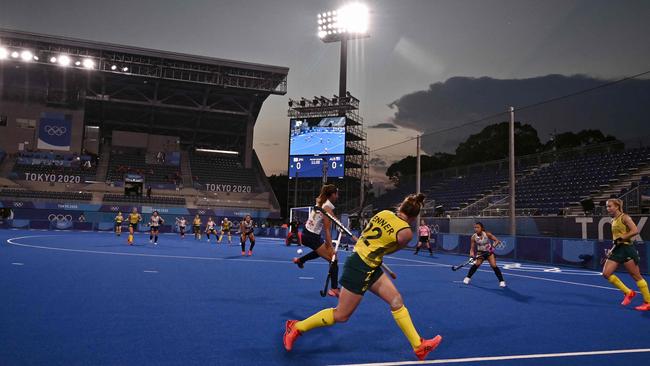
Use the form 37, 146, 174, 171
192, 214, 202, 240
602, 198, 650, 311
218, 217, 232, 244
114, 211, 123, 236
127, 207, 142, 245
284, 193, 443, 361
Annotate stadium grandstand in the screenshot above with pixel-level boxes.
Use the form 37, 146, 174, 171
369, 142, 650, 219
0, 28, 288, 228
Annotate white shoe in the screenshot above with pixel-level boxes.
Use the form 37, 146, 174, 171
149, 239, 153, 243
463, 277, 471, 285
154, 242, 158, 246
499, 281, 507, 288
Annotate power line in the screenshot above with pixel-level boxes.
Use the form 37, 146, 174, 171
369, 69, 650, 154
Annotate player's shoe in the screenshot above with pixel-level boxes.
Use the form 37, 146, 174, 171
414, 335, 442, 361
327, 288, 340, 298
154, 242, 158, 246
149, 239, 153, 243
462, 277, 471, 285
499, 281, 507, 288
292, 257, 304, 269
634, 302, 650, 311
283, 320, 301, 352
247, 250, 252, 256
241, 251, 246, 256
621, 291, 636, 306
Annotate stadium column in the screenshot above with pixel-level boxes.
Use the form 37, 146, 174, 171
509, 106, 516, 236
244, 103, 254, 168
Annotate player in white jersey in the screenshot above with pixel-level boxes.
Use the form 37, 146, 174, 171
240, 215, 255, 256
176, 217, 187, 239
205, 217, 217, 242
463, 222, 506, 287
149, 211, 165, 245
292, 184, 344, 297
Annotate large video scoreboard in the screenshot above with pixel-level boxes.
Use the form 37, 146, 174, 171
288, 116, 346, 178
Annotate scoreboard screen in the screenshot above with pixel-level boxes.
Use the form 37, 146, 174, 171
288, 155, 344, 178
288, 116, 346, 178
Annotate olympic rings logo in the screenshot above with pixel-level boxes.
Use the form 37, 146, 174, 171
48, 214, 72, 223
13, 202, 23, 207
110, 206, 120, 211
198, 210, 206, 215
44, 125, 67, 136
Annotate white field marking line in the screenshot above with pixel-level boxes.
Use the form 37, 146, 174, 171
384, 255, 618, 291
11, 262, 24, 266
3, 235, 432, 268
298, 277, 315, 280
330, 348, 650, 366
143, 270, 158, 273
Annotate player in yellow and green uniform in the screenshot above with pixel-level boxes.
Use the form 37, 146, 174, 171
602, 198, 650, 311
218, 217, 232, 244
127, 207, 142, 245
192, 214, 202, 240
283, 193, 443, 361
114, 211, 123, 236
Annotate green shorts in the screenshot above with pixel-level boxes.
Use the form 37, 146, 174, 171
609, 244, 640, 265
340, 253, 384, 295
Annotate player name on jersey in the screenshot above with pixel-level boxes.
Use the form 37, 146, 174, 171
204, 183, 253, 193
23, 172, 83, 184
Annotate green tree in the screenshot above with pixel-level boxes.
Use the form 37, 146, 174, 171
385, 153, 454, 184
454, 121, 542, 165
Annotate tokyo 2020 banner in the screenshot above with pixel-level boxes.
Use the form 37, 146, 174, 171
37, 113, 72, 151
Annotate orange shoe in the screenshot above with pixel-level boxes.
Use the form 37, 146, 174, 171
248, 250, 252, 256
292, 257, 304, 269
414, 335, 442, 361
241, 251, 245, 256
634, 302, 650, 311
622, 291, 636, 306
283, 320, 301, 351
327, 288, 340, 297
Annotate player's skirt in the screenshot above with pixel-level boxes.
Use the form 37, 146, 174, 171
207, 228, 216, 234
418, 236, 429, 243
340, 253, 384, 295
609, 244, 640, 264
193, 225, 201, 233
150, 225, 160, 232
301, 229, 323, 250
129, 223, 138, 230
115, 222, 122, 228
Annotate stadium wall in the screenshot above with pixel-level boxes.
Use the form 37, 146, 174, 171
0, 100, 84, 154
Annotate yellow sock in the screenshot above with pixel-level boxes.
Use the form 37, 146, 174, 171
608, 275, 631, 295
636, 279, 650, 303
391, 306, 422, 349
296, 308, 335, 333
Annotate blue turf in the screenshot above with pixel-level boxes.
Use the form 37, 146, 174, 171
1, 229, 649, 366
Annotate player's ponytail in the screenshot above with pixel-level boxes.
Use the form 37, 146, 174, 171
399, 193, 426, 218
316, 184, 338, 207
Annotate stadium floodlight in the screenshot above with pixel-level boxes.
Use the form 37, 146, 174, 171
0, 47, 8, 60
110, 64, 117, 70
195, 148, 239, 155
122, 67, 129, 72
49, 56, 57, 63
57, 55, 71, 66
82, 58, 95, 69
33, 55, 39, 61
318, 2, 369, 42
74, 60, 81, 66
20, 50, 33, 62
11, 51, 19, 58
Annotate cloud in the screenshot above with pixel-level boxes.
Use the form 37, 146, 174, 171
389, 74, 650, 154
369, 157, 387, 167
369, 123, 398, 130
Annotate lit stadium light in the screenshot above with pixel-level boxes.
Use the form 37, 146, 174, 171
110, 65, 117, 70
57, 55, 71, 66
74, 60, 81, 66
49, 56, 57, 63
0, 47, 8, 60
20, 50, 33, 62
33, 55, 39, 61
122, 66, 129, 72
11, 51, 19, 58
317, 3, 369, 42
195, 148, 239, 155
82, 58, 95, 69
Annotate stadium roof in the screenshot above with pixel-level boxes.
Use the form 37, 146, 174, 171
0, 28, 289, 76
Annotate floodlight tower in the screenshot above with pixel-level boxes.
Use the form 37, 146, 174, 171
317, 3, 370, 210
317, 3, 370, 111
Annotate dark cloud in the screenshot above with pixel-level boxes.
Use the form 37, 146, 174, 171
369, 157, 387, 167
369, 123, 398, 130
389, 74, 650, 154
